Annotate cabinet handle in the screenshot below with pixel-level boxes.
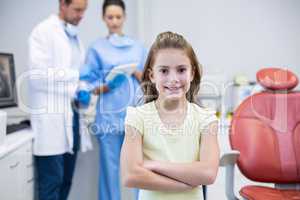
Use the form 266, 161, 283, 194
27, 178, 34, 183
9, 161, 20, 169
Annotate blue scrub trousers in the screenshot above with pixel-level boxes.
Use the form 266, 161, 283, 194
35, 106, 80, 200
97, 132, 139, 200
97, 132, 124, 200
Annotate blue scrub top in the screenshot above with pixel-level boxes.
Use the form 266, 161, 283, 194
81, 35, 147, 134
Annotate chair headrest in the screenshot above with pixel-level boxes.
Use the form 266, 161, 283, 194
257, 68, 298, 90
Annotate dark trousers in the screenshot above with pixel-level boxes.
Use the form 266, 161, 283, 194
35, 108, 80, 200
35, 152, 78, 200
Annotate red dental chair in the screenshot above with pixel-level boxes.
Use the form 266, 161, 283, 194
220, 68, 300, 200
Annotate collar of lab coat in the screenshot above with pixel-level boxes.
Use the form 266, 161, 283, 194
48, 14, 66, 28
47, 14, 85, 61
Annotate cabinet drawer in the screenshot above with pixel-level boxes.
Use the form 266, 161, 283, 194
22, 141, 34, 166
0, 148, 23, 173
23, 152, 34, 166
22, 178, 35, 200
25, 162, 35, 182
0, 140, 34, 200
0, 150, 23, 200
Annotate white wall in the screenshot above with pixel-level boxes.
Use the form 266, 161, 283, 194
2, 0, 300, 114
138, 0, 300, 81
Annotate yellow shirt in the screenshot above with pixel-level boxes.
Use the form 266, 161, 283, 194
125, 101, 218, 200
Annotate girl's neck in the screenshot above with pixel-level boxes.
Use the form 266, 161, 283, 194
155, 98, 188, 128
155, 97, 187, 113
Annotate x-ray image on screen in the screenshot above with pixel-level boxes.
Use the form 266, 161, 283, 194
0, 53, 17, 108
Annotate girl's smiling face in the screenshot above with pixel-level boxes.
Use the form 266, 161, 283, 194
149, 48, 195, 101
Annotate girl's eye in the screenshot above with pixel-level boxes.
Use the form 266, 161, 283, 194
159, 69, 168, 74
178, 68, 186, 73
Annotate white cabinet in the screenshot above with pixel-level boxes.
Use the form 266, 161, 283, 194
21, 142, 35, 200
0, 140, 34, 200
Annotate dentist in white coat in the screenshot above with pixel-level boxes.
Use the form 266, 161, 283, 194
28, 0, 88, 200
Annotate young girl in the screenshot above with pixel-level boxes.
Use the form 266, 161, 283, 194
121, 31, 220, 200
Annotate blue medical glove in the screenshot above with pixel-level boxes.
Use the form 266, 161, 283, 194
76, 90, 91, 108
107, 73, 127, 90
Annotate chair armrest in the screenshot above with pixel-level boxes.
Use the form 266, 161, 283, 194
220, 150, 240, 200
220, 150, 240, 166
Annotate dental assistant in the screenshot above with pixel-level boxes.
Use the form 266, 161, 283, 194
79, 0, 147, 199
28, 0, 88, 200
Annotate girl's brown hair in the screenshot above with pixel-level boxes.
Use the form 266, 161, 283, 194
141, 31, 202, 104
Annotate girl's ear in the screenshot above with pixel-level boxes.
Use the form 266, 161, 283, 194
149, 68, 155, 83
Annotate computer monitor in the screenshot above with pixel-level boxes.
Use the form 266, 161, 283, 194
0, 53, 18, 108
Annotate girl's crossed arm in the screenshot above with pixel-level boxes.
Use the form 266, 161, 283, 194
121, 125, 194, 192
143, 121, 220, 187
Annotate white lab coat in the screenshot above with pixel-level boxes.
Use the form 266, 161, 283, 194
28, 14, 85, 156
